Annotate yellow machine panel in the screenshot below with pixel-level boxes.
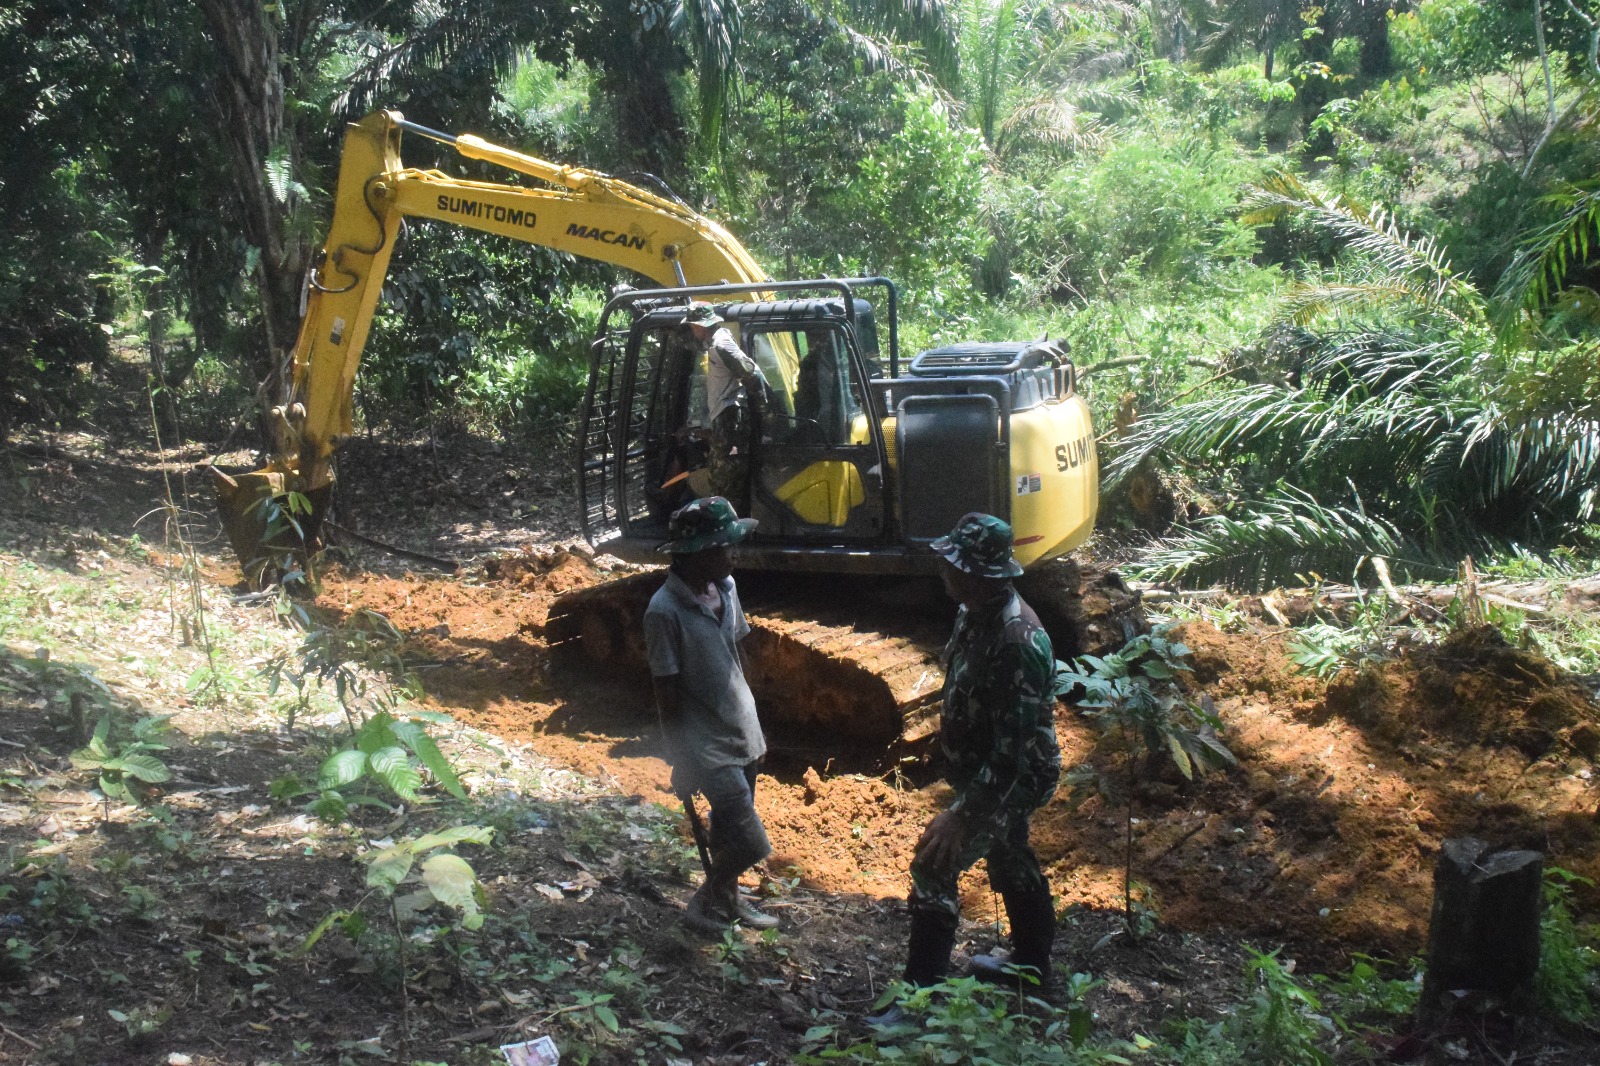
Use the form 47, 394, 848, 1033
1008, 394, 1098, 569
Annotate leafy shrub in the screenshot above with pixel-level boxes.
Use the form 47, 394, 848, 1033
313, 710, 468, 821
799, 974, 1127, 1064
70, 713, 173, 807
1165, 948, 1334, 1066
1007, 108, 1268, 302
1538, 866, 1600, 1024
821, 87, 987, 313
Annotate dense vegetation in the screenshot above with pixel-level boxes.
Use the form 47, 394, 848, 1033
3, 0, 1598, 582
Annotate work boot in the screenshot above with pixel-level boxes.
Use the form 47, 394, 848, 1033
969, 890, 1056, 991
683, 884, 732, 934
721, 886, 780, 929
866, 907, 959, 1028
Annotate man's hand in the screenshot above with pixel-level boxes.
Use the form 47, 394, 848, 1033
914, 809, 967, 874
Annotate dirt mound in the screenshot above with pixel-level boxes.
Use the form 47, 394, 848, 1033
318, 553, 1600, 971
1325, 625, 1600, 757
1039, 620, 1600, 966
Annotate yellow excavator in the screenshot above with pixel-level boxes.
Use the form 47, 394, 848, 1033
214, 111, 1133, 747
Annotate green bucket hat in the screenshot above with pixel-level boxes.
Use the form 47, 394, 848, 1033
658, 496, 757, 554
930, 512, 1024, 579
682, 302, 724, 328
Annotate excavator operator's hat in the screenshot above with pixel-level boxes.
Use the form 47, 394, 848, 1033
682, 302, 724, 328
930, 512, 1024, 579
659, 496, 757, 554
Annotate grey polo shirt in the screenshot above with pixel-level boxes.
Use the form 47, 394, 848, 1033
642, 570, 767, 774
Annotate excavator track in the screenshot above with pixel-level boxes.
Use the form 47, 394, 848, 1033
537, 559, 1145, 755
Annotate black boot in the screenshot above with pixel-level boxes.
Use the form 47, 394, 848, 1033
970, 890, 1055, 991
867, 907, 958, 1027
903, 906, 958, 986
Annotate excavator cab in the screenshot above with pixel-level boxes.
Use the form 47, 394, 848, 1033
579, 281, 894, 565
577, 278, 1097, 575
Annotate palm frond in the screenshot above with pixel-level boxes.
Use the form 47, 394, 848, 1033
1460, 408, 1600, 523
1238, 170, 1343, 228
1493, 180, 1600, 330
333, 2, 535, 120
843, 0, 960, 86
1128, 488, 1408, 591
674, 0, 743, 148
995, 95, 1104, 155
1279, 282, 1471, 326
1242, 174, 1485, 325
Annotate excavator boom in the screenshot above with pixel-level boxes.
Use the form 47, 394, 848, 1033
212, 111, 770, 582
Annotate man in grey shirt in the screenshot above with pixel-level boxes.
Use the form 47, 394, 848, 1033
642, 495, 778, 932
683, 302, 770, 510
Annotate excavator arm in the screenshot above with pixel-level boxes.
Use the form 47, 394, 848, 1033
212, 111, 771, 583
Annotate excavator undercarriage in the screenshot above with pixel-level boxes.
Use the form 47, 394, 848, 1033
538, 561, 1145, 754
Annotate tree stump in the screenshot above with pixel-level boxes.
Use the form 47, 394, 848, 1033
1419, 837, 1543, 1021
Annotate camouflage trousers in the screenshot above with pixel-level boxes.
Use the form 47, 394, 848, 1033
908, 811, 1049, 922
708, 403, 753, 507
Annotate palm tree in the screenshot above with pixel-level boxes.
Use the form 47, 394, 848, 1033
1112, 174, 1600, 589
333, 0, 960, 179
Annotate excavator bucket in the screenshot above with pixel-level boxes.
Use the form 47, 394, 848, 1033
210, 466, 331, 589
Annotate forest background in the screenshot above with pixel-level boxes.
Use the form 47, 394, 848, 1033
3, 0, 1600, 612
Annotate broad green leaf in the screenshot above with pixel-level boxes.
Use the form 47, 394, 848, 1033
310, 791, 350, 823
117, 753, 171, 783
356, 712, 396, 755
366, 842, 416, 891
389, 720, 466, 799
394, 887, 436, 922
92, 714, 111, 749
340, 910, 368, 941
421, 853, 480, 920
69, 748, 106, 771
318, 749, 368, 790
1165, 732, 1193, 780
593, 1004, 619, 1032
409, 825, 494, 853
368, 746, 422, 801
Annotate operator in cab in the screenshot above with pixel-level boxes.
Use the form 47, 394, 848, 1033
870, 513, 1062, 1026
683, 303, 770, 511
642, 496, 780, 934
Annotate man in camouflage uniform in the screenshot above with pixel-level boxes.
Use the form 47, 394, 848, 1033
684, 302, 770, 511
875, 513, 1061, 1017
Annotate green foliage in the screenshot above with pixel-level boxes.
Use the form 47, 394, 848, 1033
1315, 954, 1421, 1021
1060, 626, 1237, 786
313, 711, 468, 820
1110, 172, 1600, 587
800, 974, 1132, 1064
1165, 949, 1334, 1066
1009, 117, 1268, 303
69, 714, 173, 806
1286, 602, 1398, 679
827, 87, 986, 310
1538, 866, 1600, 1023
361, 224, 599, 432
300, 822, 493, 996
265, 607, 419, 731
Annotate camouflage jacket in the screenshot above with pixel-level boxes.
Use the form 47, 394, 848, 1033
939, 588, 1061, 832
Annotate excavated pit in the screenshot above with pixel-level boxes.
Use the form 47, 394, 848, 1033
536, 557, 1145, 758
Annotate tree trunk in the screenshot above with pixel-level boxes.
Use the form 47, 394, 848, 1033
1419, 837, 1543, 1021
194, 0, 310, 423
1353, 0, 1394, 78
